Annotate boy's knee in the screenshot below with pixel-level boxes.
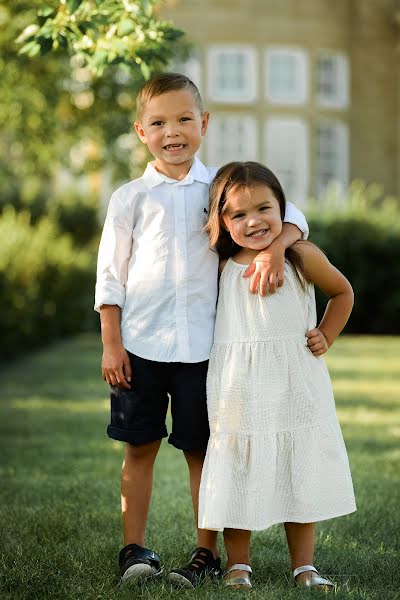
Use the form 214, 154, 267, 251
183, 448, 206, 466
125, 439, 161, 462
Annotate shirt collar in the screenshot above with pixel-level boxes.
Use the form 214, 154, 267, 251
142, 157, 211, 188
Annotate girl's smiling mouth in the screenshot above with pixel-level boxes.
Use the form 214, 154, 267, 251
247, 228, 269, 238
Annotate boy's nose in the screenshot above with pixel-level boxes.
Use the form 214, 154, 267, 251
165, 124, 180, 137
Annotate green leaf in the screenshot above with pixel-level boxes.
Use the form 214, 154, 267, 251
117, 18, 135, 36
67, 0, 82, 13
92, 50, 108, 68
140, 61, 150, 80
16, 24, 39, 44
38, 6, 55, 17
142, 0, 154, 18
18, 40, 41, 57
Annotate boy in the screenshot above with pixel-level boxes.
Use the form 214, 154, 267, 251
94, 73, 308, 588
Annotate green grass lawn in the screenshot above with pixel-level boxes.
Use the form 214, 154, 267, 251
0, 335, 399, 600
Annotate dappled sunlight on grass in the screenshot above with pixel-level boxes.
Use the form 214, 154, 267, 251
12, 397, 109, 413
333, 379, 399, 396
337, 407, 400, 426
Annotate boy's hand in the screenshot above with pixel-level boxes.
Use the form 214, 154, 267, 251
102, 343, 132, 389
306, 328, 329, 356
243, 246, 285, 295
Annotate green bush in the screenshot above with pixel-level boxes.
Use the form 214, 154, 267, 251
1, 184, 101, 246
0, 207, 97, 361
47, 190, 100, 246
307, 183, 400, 334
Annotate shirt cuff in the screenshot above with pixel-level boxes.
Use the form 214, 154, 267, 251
94, 282, 126, 313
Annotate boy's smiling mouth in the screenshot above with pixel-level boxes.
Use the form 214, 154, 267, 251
163, 143, 185, 151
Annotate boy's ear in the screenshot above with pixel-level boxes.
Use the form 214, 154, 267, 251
201, 111, 210, 136
134, 121, 147, 143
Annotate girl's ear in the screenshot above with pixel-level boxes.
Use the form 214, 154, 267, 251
220, 214, 229, 232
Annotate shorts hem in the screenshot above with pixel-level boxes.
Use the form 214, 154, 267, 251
107, 425, 168, 446
168, 435, 209, 452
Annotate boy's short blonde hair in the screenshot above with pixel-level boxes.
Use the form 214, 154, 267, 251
136, 72, 204, 119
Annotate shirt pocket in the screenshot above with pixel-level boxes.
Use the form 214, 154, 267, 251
186, 199, 209, 233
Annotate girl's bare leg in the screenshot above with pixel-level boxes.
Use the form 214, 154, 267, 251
223, 528, 251, 580
284, 522, 315, 584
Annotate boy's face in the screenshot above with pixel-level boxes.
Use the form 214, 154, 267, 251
134, 89, 209, 179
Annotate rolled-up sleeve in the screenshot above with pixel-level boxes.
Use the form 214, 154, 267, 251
94, 190, 134, 312
284, 202, 309, 240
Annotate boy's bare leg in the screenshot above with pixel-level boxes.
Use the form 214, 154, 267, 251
284, 522, 315, 584
183, 449, 219, 556
121, 440, 161, 547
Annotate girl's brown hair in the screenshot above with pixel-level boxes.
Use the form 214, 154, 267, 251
206, 161, 307, 284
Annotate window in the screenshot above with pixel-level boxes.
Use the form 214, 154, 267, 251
317, 52, 349, 109
206, 114, 258, 167
207, 46, 257, 103
264, 118, 309, 206
265, 48, 308, 105
171, 55, 201, 89
316, 121, 349, 198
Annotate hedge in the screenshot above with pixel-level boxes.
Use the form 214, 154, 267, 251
308, 210, 400, 334
0, 207, 97, 361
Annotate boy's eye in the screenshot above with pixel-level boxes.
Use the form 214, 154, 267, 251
151, 120, 163, 126
259, 206, 270, 212
180, 117, 191, 122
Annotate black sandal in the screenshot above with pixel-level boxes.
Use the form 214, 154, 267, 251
119, 543, 163, 583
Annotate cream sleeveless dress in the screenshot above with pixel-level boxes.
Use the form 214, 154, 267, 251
198, 259, 356, 531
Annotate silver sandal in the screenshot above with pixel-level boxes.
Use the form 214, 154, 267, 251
224, 563, 252, 588
293, 565, 335, 590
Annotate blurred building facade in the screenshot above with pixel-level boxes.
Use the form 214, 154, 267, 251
162, 0, 399, 205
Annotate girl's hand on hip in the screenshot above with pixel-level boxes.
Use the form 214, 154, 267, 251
306, 328, 329, 356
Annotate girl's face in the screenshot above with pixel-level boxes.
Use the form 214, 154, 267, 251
222, 184, 283, 251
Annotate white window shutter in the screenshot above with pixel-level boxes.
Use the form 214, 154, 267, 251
264, 118, 309, 206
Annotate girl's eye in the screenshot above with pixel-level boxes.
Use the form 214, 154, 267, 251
232, 213, 244, 219
260, 206, 269, 212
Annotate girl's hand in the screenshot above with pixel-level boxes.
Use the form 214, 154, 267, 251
306, 328, 329, 356
243, 247, 285, 295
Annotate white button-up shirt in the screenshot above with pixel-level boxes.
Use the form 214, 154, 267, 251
95, 158, 308, 363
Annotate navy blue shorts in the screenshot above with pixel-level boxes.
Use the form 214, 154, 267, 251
107, 351, 210, 451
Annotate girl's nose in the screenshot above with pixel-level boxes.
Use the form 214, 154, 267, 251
247, 214, 261, 226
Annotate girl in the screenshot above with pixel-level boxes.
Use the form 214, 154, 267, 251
198, 161, 356, 590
